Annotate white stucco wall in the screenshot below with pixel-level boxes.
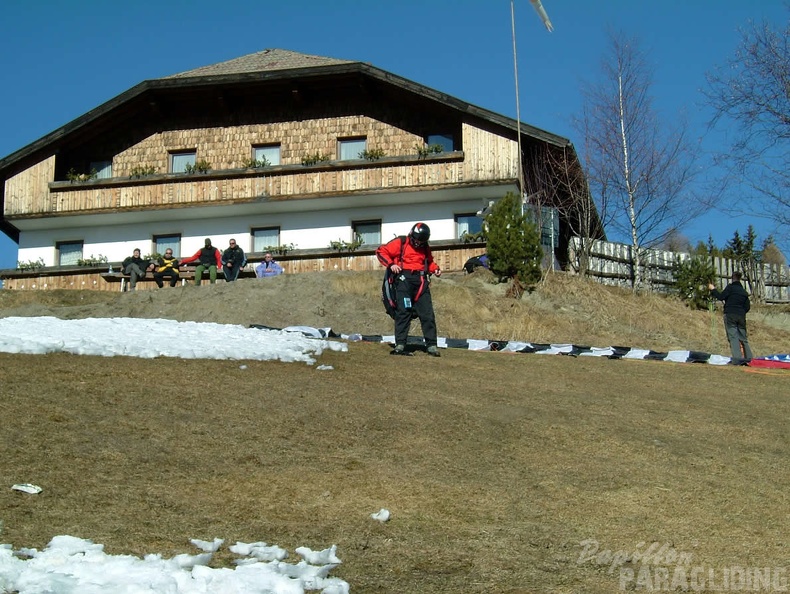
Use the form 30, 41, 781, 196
15, 198, 490, 266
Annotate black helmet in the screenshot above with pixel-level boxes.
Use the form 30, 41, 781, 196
409, 222, 431, 246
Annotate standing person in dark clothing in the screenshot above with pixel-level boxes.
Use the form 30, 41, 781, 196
180, 238, 222, 285
153, 248, 180, 288
376, 222, 442, 357
708, 271, 754, 365
122, 248, 154, 291
221, 238, 246, 282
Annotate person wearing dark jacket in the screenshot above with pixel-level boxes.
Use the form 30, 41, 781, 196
153, 249, 180, 288
376, 222, 442, 357
708, 271, 753, 364
180, 238, 222, 285
122, 248, 154, 291
221, 239, 246, 282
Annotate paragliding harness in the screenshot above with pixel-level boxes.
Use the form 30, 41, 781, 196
381, 236, 429, 320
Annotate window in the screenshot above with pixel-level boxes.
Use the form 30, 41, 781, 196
254, 145, 281, 166
57, 240, 83, 266
538, 206, 560, 248
352, 220, 381, 246
252, 227, 280, 252
154, 234, 181, 258
456, 213, 483, 239
427, 133, 454, 152
338, 137, 367, 160
170, 151, 196, 173
90, 160, 113, 179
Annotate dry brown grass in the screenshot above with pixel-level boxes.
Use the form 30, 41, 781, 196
1, 272, 789, 593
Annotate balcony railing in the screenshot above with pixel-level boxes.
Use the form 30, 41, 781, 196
44, 152, 466, 216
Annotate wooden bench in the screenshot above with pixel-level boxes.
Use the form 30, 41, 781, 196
100, 265, 257, 291
100, 271, 196, 291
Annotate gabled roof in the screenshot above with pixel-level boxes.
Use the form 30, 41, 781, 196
0, 48, 576, 241
0, 48, 572, 172
163, 48, 356, 79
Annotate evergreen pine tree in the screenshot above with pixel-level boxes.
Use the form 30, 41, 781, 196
484, 192, 543, 295
672, 255, 715, 310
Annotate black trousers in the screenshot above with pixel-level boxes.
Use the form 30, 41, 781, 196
393, 272, 437, 347
153, 269, 180, 287
223, 262, 243, 281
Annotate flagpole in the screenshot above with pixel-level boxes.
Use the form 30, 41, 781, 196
511, 0, 554, 204
511, 0, 525, 198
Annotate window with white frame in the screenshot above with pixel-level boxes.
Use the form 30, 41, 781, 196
456, 213, 483, 239
427, 133, 455, 152
253, 145, 281, 166
252, 227, 280, 252
57, 240, 83, 266
338, 137, 367, 160
170, 151, 196, 173
90, 160, 113, 179
154, 234, 181, 258
352, 220, 381, 246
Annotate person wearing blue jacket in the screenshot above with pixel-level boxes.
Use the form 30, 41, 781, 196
255, 252, 284, 278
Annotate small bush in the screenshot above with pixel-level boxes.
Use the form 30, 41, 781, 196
242, 156, 271, 169
184, 159, 211, 174
359, 148, 386, 161
77, 254, 109, 267
329, 235, 364, 252
17, 257, 45, 271
129, 165, 158, 178
415, 144, 444, 158
461, 230, 486, 243
301, 153, 331, 166
66, 168, 98, 183
672, 255, 715, 309
263, 244, 295, 256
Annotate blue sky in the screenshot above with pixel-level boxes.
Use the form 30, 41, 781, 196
0, 0, 787, 271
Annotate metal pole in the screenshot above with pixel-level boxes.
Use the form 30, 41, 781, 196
510, 0, 525, 198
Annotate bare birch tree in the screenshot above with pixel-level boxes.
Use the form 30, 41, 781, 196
573, 32, 702, 289
704, 14, 790, 244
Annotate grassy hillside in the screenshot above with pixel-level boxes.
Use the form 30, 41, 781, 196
1, 272, 788, 593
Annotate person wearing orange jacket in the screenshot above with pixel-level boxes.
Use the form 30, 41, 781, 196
180, 238, 222, 285
376, 222, 442, 357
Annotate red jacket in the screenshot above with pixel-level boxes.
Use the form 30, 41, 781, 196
181, 247, 222, 267
376, 236, 440, 274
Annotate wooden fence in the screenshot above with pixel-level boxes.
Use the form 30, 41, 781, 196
569, 237, 790, 303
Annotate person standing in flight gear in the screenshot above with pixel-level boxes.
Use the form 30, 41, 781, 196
376, 222, 442, 356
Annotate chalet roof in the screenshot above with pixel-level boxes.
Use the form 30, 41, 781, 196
163, 48, 356, 79
0, 48, 578, 241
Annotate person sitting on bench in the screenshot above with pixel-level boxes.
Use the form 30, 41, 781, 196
180, 238, 222, 285
153, 249, 180, 288
121, 248, 154, 291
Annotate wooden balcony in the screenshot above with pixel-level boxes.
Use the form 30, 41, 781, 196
38, 152, 473, 217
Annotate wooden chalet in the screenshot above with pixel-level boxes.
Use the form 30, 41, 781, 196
0, 48, 600, 291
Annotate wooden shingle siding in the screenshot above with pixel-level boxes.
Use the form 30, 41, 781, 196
6, 117, 518, 218
113, 115, 422, 174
